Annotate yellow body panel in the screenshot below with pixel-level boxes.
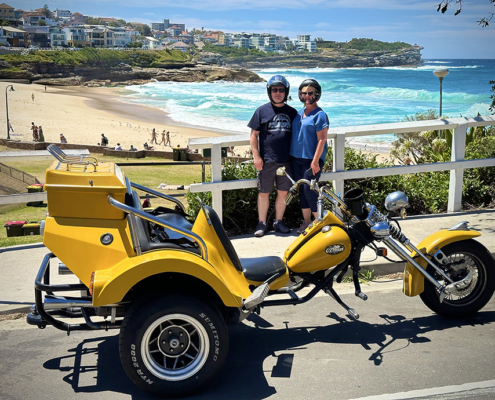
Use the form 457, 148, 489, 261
43, 216, 135, 286
92, 251, 243, 308
403, 230, 481, 297
285, 225, 351, 273
284, 211, 348, 273
45, 160, 126, 220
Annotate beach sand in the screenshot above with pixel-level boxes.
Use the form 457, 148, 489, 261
0, 82, 392, 161
0, 82, 223, 151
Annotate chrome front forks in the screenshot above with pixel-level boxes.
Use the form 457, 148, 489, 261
382, 237, 473, 303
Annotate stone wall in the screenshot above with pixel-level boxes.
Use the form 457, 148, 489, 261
1, 139, 249, 163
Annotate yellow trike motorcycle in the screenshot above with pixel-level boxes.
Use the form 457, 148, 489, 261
28, 145, 495, 397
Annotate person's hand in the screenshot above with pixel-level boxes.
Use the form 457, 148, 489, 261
311, 160, 320, 175
254, 156, 263, 171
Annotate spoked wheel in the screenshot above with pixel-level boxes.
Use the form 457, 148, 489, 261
420, 240, 495, 318
120, 294, 228, 397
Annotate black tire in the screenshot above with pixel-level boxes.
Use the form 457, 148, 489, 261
119, 294, 229, 397
419, 240, 495, 318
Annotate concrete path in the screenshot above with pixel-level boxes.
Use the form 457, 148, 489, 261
1, 209, 494, 315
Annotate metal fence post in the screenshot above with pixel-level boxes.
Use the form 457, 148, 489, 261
447, 123, 467, 212
211, 144, 223, 222
332, 133, 345, 197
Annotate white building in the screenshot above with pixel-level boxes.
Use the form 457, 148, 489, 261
54, 9, 71, 21
49, 26, 67, 47
108, 26, 130, 47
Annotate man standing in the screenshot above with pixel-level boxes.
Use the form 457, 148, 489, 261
248, 75, 297, 237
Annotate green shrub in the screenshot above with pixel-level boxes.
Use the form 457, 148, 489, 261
186, 160, 304, 234
186, 139, 495, 234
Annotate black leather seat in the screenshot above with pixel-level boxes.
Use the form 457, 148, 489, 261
130, 191, 199, 255
240, 257, 286, 283
155, 213, 193, 240
203, 205, 287, 282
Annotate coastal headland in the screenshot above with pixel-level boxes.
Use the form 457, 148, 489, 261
0, 46, 423, 87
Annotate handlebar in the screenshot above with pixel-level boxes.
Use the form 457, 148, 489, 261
286, 179, 352, 219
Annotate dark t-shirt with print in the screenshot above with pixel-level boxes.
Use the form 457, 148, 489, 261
248, 102, 298, 163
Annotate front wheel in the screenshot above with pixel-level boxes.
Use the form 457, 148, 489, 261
420, 240, 495, 318
119, 294, 228, 397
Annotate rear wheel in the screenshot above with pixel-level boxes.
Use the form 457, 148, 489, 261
420, 240, 495, 318
119, 294, 228, 397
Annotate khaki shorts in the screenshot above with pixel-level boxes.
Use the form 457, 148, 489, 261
257, 162, 293, 193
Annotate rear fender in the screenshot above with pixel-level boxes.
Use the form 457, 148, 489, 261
403, 229, 481, 297
92, 251, 243, 307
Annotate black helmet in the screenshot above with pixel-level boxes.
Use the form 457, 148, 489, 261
267, 75, 290, 104
298, 78, 322, 104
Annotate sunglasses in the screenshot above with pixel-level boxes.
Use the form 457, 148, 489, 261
271, 88, 286, 93
300, 91, 315, 96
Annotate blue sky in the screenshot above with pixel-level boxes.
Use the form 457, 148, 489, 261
15, 0, 495, 58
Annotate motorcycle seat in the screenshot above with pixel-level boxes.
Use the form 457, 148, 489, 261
155, 212, 193, 240
129, 191, 199, 255
240, 257, 286, 283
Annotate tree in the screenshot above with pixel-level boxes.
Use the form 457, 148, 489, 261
40, 4, 53, 19
437, 0, 495, 27
37, 19, 48, 26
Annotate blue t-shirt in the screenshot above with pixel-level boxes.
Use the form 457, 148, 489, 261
290, 107, 329, 162
248, 102, 298, 163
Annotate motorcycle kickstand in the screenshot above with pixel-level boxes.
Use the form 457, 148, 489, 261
324, 285, 360, 320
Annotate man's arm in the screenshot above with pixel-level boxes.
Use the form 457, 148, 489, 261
250, 129, 263, 171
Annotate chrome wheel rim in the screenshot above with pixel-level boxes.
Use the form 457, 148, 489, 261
436, 251, 486, 305
142, 313, 209, 381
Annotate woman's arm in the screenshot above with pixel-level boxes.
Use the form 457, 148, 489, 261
310, 127, 328, 175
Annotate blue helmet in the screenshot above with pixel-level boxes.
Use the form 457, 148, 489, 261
267, 75, 290, 104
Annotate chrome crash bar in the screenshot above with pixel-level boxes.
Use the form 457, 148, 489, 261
107, 195, 208, 261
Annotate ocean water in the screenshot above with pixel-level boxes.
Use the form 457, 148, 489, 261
122, 59, 494, 144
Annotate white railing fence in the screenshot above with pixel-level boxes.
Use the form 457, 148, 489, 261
188, 115, 495, 222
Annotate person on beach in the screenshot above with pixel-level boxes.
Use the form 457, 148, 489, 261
31, 93, 35, 102
115, 143, 122, 150
159, 130, 166, 145
38, 126, 44, 142
60, 134, 67, 143
101, 134, 108, 146
291, 78, 329, 233
150, 128, 158, 145
249, 75, 298, 237
165, 131, 171, 147
130, 145, 137, 151
31, 122, 38, 142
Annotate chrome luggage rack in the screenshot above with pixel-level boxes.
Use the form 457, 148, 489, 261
47, 144, 98, 172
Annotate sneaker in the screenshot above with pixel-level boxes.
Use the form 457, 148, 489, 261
273, 220, 290, 234
254, 221, 267, 237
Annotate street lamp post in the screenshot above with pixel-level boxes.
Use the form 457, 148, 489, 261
433, 68, 449, 118
5, 84, 14, 140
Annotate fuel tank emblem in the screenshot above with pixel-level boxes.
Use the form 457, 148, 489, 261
325, 244, 345, 255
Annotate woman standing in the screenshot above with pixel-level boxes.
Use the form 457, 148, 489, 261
290, 79, 329, 233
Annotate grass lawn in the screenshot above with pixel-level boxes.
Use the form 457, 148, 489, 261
0, 153, 209, 248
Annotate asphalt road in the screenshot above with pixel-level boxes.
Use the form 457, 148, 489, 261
1, 282, 494, 400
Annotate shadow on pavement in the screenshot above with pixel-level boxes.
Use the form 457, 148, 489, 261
41, 310, 495, 399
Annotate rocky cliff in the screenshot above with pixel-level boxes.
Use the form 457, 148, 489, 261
225, 47, 423, 69
0, 60, 263, 86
